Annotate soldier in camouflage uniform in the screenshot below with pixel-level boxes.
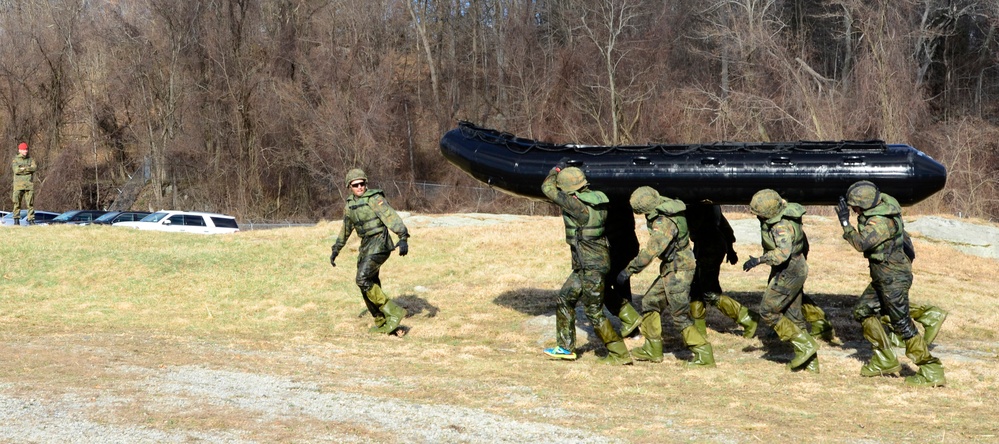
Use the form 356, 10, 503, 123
686, 203, 758, 338
11, 142, 37, 225
836, 181, 945, 386
330, 169, 409, 335
541, 166, 632, 365
616, 187, 715, 367
743, 190, 819, 373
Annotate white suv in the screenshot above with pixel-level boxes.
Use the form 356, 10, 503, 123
114, 210, 239, 234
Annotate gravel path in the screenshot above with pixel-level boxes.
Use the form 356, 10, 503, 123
0, 341, 623, 444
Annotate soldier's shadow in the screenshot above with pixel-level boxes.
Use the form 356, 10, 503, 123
494, 288, 622, 356
356, 294, 439, 319
727, 291, 880, 366
395, 294, 439, 318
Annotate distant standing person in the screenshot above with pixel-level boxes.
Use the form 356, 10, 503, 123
329, 169, 409, 335
836, 180, 945, 386
686, 203, 758, 338
617, 187, 715, 367
541, 165, 632, 364
743, 189, 819, 373
11, 142, 37, 225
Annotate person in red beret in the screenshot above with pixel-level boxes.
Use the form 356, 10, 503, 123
11, 142, 37, 225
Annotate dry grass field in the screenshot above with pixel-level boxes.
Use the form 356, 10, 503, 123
1, 213, 998, 442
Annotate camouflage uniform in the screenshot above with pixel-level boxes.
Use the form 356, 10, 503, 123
620, 187, 714, 367
745, 190, 819, 372
686, 204, 757, 338
11, 149, 37, 223
839, 181, 944, 386
542, 167, 630, 364
331, 169, 409, 334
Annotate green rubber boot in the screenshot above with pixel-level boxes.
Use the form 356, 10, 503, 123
368, 315, 387, 333
715, 295, 758, 338
592, 317, 624, 347
795, 355, 820, 373
682, 326, 716, 368
599, 340, 634, 365
373, 300, 407, 334
803, 302, 839, 344
912, 305, 948, 345
618, 303, 642, 338
904, 335, 946, 387
632, 312, 664, 363
690, 301, 708, 337
774, 316, 818, 369
860, 317, 901, 377
880, 315, 905, 348
632, 339, 663, 363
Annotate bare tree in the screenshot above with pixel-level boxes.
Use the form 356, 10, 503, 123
574, 0, 655, 144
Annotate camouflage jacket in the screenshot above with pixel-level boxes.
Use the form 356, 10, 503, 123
542, 169, 610, 273
11, 154, 36, 191
332, 188, 409, 257
843, 193, 908, 263
758, 202, 808, 267
626, 201, 695, 276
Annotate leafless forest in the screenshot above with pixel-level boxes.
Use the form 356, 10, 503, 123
1, 0, 997, 221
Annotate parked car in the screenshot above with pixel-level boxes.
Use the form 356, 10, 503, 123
45, 210, 108, 225
114, 210, 240, 234
91, 211, 152, 225
0, 210, 60, 226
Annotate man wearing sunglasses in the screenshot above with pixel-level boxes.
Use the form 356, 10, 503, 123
330, 168, 410, 335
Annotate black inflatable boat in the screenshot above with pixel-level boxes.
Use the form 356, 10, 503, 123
439, 121, 947, 205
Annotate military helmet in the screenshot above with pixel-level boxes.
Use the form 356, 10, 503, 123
556, 167, 588, 192
344, 168, 367, 187
629, 186, 661, 214
846, 180, 881, 210
749, 189, 786, 220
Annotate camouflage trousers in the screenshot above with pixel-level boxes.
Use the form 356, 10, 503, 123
355, 252, 390, 319
758, 254, 807, 328
11, 188, 34, 220
556, 269, 617, 351
851, 258, 919, 339
640, 261, 695, 331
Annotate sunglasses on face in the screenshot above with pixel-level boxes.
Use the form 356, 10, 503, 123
350, 182, 367, 188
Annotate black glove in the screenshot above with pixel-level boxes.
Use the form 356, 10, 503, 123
726, 246, 739, 265
397, 239, 409, 256
329, 247, 339, 267
615, 269, 631, 287
742, 256, 761, 272
836, 197, 851, 227
555, 157, 569, 172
